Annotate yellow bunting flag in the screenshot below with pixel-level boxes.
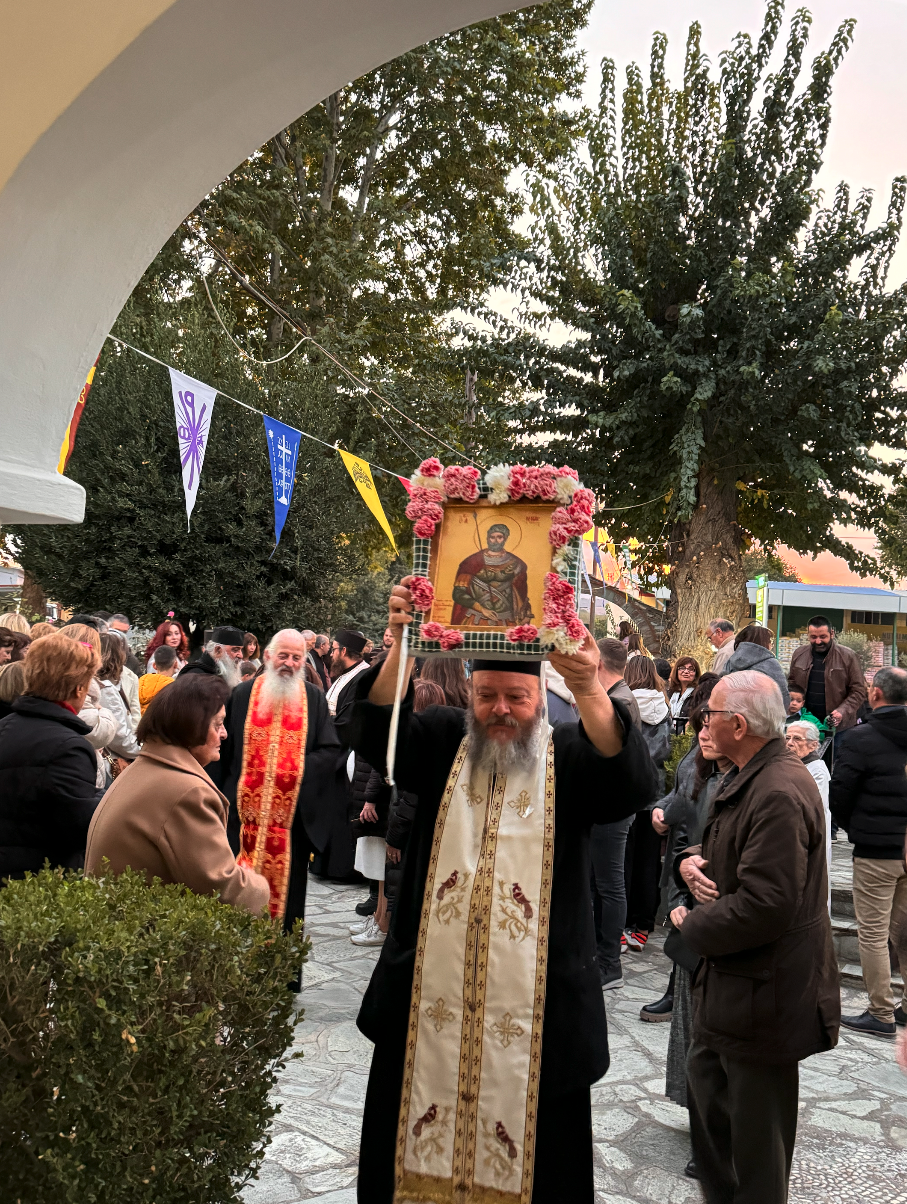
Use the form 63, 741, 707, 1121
338, 449, 397, 552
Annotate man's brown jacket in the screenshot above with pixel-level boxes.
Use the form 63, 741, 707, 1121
787, 640, 866, 730
677, 738, 840, 1064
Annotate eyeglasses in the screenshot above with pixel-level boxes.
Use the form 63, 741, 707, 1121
699, 707, 738, 726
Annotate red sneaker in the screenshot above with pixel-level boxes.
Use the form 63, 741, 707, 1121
626, 931, 648, 951
620, 931, 628, 954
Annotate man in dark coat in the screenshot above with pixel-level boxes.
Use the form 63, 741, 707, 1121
317, 628, 370, 879
673, 670, 839, 1204
349, 577, 656, 1204
180, 625, 245, 687
209, 629, 340, 946
787, 614, 866, 733
830, 664, 907, 1038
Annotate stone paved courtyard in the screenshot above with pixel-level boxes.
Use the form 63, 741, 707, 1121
245, 873, 907, 1204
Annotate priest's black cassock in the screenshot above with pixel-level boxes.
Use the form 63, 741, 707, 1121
349, 664, 657, 1204
209, 676, 340, 929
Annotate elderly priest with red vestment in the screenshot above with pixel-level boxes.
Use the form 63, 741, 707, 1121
349, 578, 657, 1204
210, 629, 340, 981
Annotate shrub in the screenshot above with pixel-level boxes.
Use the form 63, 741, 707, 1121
0, 868, 307, 1204
663, 730, 693, 791
836, 629, 876, 673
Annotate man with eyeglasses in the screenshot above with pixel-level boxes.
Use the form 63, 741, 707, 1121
671, 670, 839, 1204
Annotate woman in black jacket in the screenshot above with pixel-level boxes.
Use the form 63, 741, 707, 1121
0, 635, 104, 880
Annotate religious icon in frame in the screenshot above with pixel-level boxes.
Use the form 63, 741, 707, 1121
403, 459, 594, 660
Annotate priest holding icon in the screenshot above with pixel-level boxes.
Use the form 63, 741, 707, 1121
349, 576, 657, 1204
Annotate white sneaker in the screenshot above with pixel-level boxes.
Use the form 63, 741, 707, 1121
349, 918, 371, 934
351, 917, 387, 947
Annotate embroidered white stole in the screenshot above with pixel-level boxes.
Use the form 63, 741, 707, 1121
395, 732, 555, 1204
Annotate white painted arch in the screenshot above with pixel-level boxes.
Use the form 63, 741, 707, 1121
0, 0, 527, 524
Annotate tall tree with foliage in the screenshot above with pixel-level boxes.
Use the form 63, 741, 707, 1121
11, 3, 591, 629
486, 1, 907, 653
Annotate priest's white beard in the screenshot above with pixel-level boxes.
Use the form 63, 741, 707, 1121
214, 653, 243, 690
465, 699, 547, 775
259, 664, 305, 710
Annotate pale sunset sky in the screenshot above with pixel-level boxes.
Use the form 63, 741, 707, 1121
578, 0, 907, 587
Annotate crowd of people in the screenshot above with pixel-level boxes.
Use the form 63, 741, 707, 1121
1, 599, 906, 1203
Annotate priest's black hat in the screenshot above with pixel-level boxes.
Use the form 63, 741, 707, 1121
334, 628, 368, 655
211, 625, 245, 646
470, 659, 542, 676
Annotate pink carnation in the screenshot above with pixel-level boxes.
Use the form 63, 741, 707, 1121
508, 465, 529, 500
537, 465, 559, 501
570, 488, 595, 515
414, 516, 437, 539
420, 622, 444, 641
418, 457, 444, 479
557, 466, 579, 480
506, 624, 539, 644
543, 573, 575, 605
548, 526, 571, 548
442, 464, 481, 502
565, 614, 587, 641
410, 577, 435, 612
439, 629, 465, 650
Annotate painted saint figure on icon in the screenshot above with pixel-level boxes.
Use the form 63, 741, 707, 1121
449, 523, 533, 627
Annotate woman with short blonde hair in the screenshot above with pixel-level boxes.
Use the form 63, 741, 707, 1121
0, 634, 103, 879
0, 612, 31, 635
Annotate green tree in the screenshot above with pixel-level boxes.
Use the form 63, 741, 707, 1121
195, 1, 591, 363
12, 3, 593, 627
486, 1, 907, 655
742, 546, 801, 583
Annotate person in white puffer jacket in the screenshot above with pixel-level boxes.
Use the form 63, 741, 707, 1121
98, 634, 141, 763
78, 678, 119, 787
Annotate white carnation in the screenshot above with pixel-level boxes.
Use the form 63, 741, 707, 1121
484, 463, 511, 505
551, 548, 571, 575
542, 626, 583, 655
554, 475, 579, 504
410, 472, 446, 496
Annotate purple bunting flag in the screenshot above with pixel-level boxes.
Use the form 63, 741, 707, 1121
168, 368, 216, 528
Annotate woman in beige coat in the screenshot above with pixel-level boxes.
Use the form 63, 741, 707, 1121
86, 673, 268, 914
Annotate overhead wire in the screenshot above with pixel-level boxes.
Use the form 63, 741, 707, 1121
105, 335, 408, 482
195, 234, 487, 470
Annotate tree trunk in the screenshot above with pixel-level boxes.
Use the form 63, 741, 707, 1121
662, 470, 749, 661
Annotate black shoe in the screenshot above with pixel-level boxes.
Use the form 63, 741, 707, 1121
896, 1006, 907, 1028
355, 895, 377, 916
601, 970, 624, 991
685, 1159, 699, 1180
841, 1011, 896, 1039
640, 992, 674, 1022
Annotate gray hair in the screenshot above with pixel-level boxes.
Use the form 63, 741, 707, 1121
786, 720, 821, 747
265, 628, 305, 653
871, 666, 907, 705
721, 669, 786, 738
708, 618, 735, 635
301, 629, 316, 641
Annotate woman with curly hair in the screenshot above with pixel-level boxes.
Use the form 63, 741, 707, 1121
144, 618, 189, 673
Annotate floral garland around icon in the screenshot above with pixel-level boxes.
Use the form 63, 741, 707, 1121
404, 458, 593, 655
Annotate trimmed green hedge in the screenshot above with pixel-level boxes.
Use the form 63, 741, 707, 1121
0, 868, 307, 1203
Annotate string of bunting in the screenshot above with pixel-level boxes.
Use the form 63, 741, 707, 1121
103, 336, 410, 553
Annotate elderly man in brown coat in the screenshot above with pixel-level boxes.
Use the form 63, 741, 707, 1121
672, 670, 839, 1204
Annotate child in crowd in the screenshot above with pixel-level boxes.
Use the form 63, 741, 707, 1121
785, 685, 827, 735
138, 645, 180, 714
